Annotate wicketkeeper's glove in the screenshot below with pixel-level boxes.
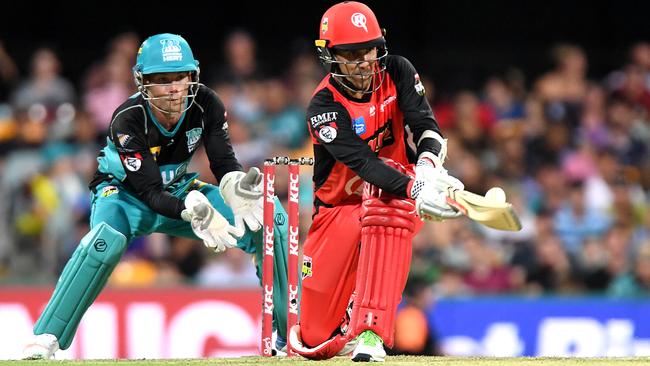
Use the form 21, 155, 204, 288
219, 167, 264, 232
182, 190, 244, 253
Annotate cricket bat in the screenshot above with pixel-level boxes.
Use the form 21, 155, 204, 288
444, 187, 522, 231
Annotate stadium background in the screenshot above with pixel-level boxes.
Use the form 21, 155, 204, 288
0, 0, 649, 360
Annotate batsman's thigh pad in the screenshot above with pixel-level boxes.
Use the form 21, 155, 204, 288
34, 222, 127, 349
349, 193, 418, 348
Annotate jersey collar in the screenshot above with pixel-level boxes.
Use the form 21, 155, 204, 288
145, 99, 188, 137
329, 76, 373, 103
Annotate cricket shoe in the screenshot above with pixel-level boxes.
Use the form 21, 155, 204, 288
272, 334, 287, 356
351, 330, 385, 362
337, 337, 359, 356
23, 333, 59, 360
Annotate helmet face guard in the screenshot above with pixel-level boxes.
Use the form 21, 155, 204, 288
134, 71, 200, 116
317, 42, 387, 94
132, 33, 201, 115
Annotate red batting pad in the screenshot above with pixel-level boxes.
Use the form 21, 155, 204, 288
349, 196, 417, 348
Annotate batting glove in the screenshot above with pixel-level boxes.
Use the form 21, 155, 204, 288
410, 152, 464, 221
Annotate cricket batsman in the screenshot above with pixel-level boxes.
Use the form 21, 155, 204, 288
22, 33, 292, 359
288, 2, 464, 362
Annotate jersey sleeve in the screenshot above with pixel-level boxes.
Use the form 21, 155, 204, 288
202, 88, 243, 181
110, 112, 185, 219
308, 95, 412, 198
389, 55, 443, 157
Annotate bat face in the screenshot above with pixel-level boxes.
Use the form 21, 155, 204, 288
446, 188, 522, 231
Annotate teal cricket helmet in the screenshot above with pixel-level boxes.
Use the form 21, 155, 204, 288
133, 33, 201, 115
133, 33, 199, 75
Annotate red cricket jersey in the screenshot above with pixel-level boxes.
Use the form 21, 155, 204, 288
307, 55, 442, 208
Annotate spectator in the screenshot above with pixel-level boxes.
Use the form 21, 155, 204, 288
554, 179, 612, 255
10, 47, 76, 124
535, 43, 588, 129
608, 241, 650, 297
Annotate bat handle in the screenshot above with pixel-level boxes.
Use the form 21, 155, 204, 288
418, 201, 463, 220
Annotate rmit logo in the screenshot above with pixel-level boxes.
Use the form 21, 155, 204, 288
288, 285, 299, 315
289, 225, 299, 256
263, 285, 274, 315
289, 172, 299, 203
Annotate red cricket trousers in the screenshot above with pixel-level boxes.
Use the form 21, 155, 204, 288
299, 202, 363, 348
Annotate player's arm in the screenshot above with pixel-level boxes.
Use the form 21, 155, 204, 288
309, 100, 412, 198
390, 55, 445, 161
111, 119, 186, 219
202, 88, 263, 232
202, 88, 243, 181
389, 56, 463, 220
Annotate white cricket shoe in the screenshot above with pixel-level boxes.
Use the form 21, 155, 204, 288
351, 330, 386, 362
337, 337, 359, 356
23, 333, 59, 360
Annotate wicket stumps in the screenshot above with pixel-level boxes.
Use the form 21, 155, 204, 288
262, 156, 314, 357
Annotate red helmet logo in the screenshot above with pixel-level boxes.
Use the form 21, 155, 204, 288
318, 1, 383, 48
350, 12, 368, 32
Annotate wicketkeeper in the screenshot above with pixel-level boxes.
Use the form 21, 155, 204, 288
23, 33, 292, 359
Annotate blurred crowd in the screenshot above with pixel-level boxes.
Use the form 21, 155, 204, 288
0, 32, 648, 309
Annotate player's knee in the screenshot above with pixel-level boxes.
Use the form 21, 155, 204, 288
81, 222, 128, 265
301, 322, 337, 348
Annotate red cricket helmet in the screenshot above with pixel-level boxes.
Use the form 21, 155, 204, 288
315, 1, 388, 94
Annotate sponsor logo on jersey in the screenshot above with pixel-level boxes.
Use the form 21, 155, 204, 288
122, 153, 143, 172
365, 119, 395, 153
117, 133, 132, 147
150, 146, 161, 161
344, 175, 364, 196
161, 38, 182, 62
302, 255, 313, 279
414, 73, 426, 96
101, 185, 119, 198
353, 116, 366, 135
369, 105, 376, 116
351, 12, 368, 32
318, 125, 337, 143
380, 95, 396, 112
160, 162, 188, 186
185, 127, 202, 153
310, 111, 338, 129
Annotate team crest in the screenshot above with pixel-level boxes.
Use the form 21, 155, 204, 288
302, 255, 313, 279
160, 39, 182, 62
351, 12, 368, 32
321, 17, 329, 34
185, 127, 202, 153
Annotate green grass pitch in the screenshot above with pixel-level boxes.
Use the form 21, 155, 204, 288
4, 356, 650, 365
